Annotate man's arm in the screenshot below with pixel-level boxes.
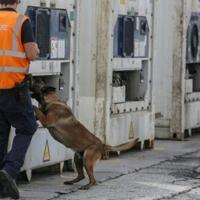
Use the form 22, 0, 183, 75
22, 19, 40, 61
24, 42, 40, 61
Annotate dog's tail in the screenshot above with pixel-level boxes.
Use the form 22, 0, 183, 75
102, 138, 139, 159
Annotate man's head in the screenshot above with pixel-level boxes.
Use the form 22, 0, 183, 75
0, 0, 20, 7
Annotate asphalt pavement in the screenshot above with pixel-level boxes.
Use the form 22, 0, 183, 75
5, 134, 200, 200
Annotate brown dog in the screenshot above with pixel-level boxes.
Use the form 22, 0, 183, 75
31, 85, 138, 190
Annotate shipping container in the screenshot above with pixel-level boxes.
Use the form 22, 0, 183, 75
153, 0, 200, 139
78, 0, 155, 150
7, 0, 79, 180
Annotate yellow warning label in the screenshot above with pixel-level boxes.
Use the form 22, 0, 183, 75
43, 141, 50, 162
129, 121, 134, 139
120, 0, 126, 5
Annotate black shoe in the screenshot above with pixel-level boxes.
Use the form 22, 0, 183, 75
0, 192, 8, 198
0, 185, 8, 198
0, 170, 19, 199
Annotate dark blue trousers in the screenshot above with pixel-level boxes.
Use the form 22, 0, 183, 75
0, 86, 37, 182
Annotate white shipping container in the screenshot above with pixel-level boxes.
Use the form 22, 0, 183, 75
152, 0, 200, 139
78, 0, 154, 150
7, 0, 79, 180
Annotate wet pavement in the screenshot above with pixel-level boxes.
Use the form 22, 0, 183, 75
4, 135, 200, 200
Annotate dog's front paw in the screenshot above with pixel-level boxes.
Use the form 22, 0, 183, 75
64, 176, 85, 185
64, 180, 75, 185
32, 105, 40, 120
32, 105, 38, 112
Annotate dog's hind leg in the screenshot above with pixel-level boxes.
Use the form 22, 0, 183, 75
80, 146, 101, 190
64, 153, 85, 185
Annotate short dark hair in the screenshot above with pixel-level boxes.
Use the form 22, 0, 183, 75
0, 0, 17, 5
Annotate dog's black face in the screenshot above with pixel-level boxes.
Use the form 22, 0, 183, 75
41, 86, 56, 96
30, 78, 45, 104
30, 78, 56, 105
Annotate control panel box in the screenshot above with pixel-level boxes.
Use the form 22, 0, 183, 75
114, 15, 149, 58
25, 6, 71, 60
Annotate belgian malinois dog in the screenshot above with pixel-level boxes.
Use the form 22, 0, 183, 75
31, 82, 138, 190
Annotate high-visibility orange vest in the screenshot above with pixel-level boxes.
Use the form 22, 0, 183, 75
0, 11, 30, 89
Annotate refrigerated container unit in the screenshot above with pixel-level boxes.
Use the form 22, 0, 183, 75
153, 0, 200, 139
8, 0, 79, 180
78, 0, 154, 151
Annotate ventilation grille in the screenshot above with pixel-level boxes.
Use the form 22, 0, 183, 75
117, 16, 134, 57
123, 17, 134, 57
36, 11, 50, 58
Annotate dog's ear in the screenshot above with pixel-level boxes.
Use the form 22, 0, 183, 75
41, 86, 56, 96
31, 91, 43, 104
30, 78, 46, 92
30, 78, 46, 104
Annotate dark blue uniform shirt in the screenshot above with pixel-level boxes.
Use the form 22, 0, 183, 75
0, 8, 35, 44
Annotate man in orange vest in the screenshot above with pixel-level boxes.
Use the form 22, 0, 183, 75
0, 0, 39, 199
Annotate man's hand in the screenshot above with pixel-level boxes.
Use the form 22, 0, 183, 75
32, 105, 39, 120
24, 42, 40, 61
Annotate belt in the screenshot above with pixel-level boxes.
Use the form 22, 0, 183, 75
0, 82, 27, 91
0, 87, 16, 91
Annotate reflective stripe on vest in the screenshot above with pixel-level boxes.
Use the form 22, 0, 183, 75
0, 14, 28, 74
13, 14, 24, 51
0, 50, 26, 58
0, 66, 28, 73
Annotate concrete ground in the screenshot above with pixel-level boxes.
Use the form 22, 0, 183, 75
5, 134, 200, 200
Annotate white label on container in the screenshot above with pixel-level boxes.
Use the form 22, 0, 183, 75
58, 40, 65, 58
51, 38, 58, 59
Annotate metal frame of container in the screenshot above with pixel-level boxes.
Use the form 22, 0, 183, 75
7, 0, 79, 181
153, 0, 200, 139
78, 0, 154, 150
